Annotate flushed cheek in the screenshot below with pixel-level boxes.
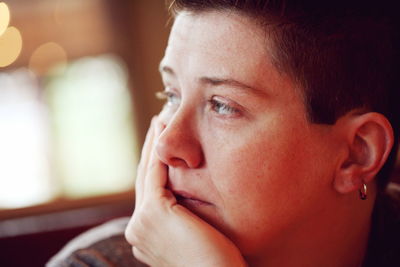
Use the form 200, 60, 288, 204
210, 128, 299, 193
205, 136, 278, 208
206, 133, 318, 253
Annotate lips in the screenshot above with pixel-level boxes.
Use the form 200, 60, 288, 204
172, 190, 211, 206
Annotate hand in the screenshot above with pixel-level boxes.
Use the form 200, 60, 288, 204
125, 117, 247, 267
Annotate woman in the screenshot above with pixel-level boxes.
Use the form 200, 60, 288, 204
124, 0, 400, 266
49, 0, 400, 266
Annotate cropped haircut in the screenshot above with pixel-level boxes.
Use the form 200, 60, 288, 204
166, 0, 400, 191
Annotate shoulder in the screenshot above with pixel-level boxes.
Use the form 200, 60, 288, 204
46, 217, 145, 267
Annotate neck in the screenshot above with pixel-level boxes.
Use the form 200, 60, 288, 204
246, 192, 376, 267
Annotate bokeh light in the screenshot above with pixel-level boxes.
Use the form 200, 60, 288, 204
0, 69, 54, 208
0, 26, 22, 67
0, 2, 10, 36
29, 42, 68, 75
45, 55, 138, 198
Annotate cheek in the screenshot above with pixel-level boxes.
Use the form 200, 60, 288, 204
204, 126, 296, 218
202, 125, 329, 253
207, 124, 308, 194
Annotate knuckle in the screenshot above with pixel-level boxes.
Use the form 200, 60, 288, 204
124, 225, 138, 246
132, 247, 148, 265
125, 218, 143, 246
125, 209, 154, 246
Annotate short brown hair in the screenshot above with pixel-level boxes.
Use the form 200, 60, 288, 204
166, 0, 400, 190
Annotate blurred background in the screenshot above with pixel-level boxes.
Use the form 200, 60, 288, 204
0, 0, 169, 265
0, 1, 399, 266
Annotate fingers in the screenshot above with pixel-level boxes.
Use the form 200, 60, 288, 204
143, 121, 169, 198
132, 247, 142, 263
132, 246, 149, 266
135, 116, 158, 209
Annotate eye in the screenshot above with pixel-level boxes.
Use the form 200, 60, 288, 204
209, 96, 240, 116
156, 90, 180, 106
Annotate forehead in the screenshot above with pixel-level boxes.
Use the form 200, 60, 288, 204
169, 10, 267, 53
162, 11, 282, 88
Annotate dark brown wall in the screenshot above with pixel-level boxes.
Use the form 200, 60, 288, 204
109, 0, 171, 146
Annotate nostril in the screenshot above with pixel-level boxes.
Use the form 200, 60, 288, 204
170, 157, 192, 168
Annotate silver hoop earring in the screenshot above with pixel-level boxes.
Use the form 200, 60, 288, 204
359, 183, 367, 200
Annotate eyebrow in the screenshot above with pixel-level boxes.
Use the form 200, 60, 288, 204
198, 76, 258, 92
159, 63, 265, 94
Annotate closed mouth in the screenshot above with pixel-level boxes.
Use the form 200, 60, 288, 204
172, 190, 211, 206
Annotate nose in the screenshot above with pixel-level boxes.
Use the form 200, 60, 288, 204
156, 110, 204, 169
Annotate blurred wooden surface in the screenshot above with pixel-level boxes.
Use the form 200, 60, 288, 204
0, 191, 134, 267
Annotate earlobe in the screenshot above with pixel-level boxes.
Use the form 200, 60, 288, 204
333, 112, 394, 195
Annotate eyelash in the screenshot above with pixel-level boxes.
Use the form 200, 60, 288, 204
208, 98, 240, 116
156, 90, 180, 106
156, 90, 240, 116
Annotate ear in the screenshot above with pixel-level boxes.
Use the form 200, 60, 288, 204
334, 112, 394, 194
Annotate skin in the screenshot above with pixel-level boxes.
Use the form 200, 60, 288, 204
125, 10, 394, 267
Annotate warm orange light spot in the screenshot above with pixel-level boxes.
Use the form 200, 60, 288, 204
0, 2, 10, 36
0, 26, 22, 67
29, 42, 68, 75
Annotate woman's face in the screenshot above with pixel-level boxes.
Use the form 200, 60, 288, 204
156, 11, 339, 257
